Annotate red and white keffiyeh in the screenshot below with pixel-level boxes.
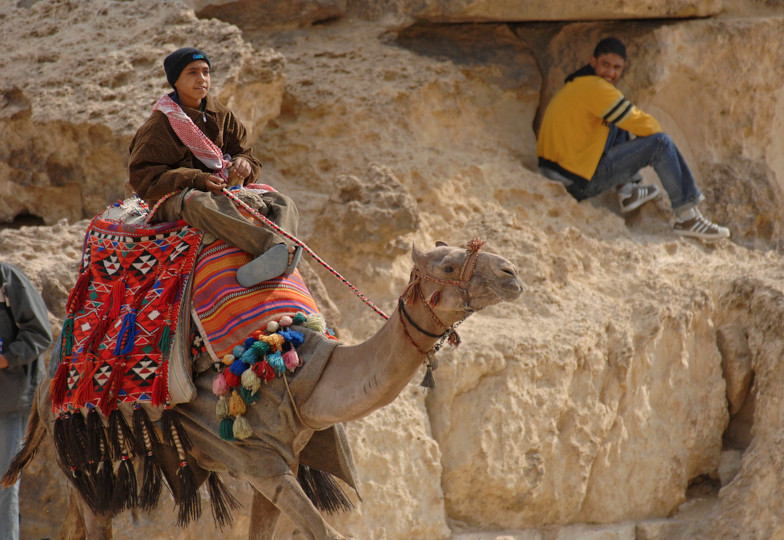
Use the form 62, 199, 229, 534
152, 94, 230, 180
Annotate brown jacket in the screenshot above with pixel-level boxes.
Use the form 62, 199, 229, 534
129, 94, 262, 206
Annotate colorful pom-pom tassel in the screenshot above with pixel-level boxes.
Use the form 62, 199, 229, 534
212, 373, 230, 396
280, 329, 305, 347
224, 370, 241, 388
229, 358, 247, 377
252, 360, 275, 382
240, 386, 259, 405
244, 337, 255, 349
283, 349, 300, 371
279, 315, 293, 327
215, 396, 229, 418
251, 340, 270, 355
222, 354, 235, 366
228, 390, 246, 416
233, 415, 252, 440
260, 334, 285, 352
304, 313, 326, 333
233, 345, 245, 358
241, 369, 261, 395
266, 321, 280, 333
240, 347, 258, 365
267, 352, 285, 376
219, 417, 235, 441
293, 313, 307, 324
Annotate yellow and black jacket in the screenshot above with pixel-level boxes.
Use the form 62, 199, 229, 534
537, 65, 662, 182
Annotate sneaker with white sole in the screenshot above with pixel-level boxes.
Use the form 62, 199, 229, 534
619, 184, 660, 213
673, 214, 731, 240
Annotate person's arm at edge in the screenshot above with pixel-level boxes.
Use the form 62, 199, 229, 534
0, 266, 52, 370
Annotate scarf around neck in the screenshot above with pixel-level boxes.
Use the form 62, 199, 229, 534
152, 94, 229, 180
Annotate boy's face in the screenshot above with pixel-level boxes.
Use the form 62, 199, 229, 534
590, 53, 625, 85
174, 60, 211, 107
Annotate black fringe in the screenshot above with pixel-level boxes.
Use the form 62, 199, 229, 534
61, 413, 99, 513
297, 465, 354, 515
139, 450, 164, 512
65, 412, 90, 469
207, 471, 242, 531
161, 408, 193, 452
108, 409, 137, 460
175, 462, 201, 526
86, 408, 115, 515
111, 457, 138, 513
134, 406, 164, 512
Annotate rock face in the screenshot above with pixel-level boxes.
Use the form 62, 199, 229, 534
3, 1, 784, 540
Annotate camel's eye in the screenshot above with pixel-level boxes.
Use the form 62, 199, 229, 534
443, 265, 454, 273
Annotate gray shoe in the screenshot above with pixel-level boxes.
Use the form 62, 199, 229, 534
237, 244, 302, 287
619, 184, 660, 213
673, 214, 730, 240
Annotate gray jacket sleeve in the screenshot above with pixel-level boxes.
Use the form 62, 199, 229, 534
0, 263, 53, 369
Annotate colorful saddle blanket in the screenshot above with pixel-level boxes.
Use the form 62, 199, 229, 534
192, 240, 320, 360
51, 199, 203, 416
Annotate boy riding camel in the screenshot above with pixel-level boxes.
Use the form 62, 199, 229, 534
129, 47, 301, 286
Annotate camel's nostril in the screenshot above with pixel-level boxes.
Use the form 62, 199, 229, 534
501, 266, 518, 278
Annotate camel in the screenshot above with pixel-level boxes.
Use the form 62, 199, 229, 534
4, 238, 523, 539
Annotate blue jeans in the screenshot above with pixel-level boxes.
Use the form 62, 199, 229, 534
0, 410, 27, 540
567, 133, 704, 213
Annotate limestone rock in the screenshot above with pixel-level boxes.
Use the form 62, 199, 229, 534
716, 324, 752, 415
346, 0, 722, 23
191, 0, 346, 30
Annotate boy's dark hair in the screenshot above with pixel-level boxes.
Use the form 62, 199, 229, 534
593, 37, 627, 60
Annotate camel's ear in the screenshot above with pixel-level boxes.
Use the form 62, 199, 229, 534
411, 242, 427, 267
435, 241, 448, 247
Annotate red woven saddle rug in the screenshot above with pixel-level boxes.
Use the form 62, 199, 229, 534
51, 202, 202, 417
192, 239, 321, 361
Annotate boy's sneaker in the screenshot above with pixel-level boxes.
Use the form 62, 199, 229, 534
619, 184, 660, 213
673, 214, 731, 240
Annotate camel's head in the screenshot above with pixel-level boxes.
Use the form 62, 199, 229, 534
408, 239, 523, 317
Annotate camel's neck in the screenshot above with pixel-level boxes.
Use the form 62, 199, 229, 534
298, 297, 455, 428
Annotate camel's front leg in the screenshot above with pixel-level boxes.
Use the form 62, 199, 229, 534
248, 487, 281, 540
248, 473, 345, 540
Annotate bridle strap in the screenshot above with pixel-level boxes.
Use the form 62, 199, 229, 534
398, 299, 445, 339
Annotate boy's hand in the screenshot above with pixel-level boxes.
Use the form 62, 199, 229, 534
205, 175, 227, 194
228, 157, 252, 185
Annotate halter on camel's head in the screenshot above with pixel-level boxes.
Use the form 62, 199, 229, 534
397, 238, 488, 387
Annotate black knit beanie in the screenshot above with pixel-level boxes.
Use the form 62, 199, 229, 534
163, 47, 211, 88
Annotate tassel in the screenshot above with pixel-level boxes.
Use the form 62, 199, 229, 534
251, 360, 275, 383
283, 349, 300, 371
219, 418, 235, 441
132, 273, 157, 311
297, 465, 354, 515
229, 358, 248, 377
133, 406, 163, 511
67, 268, 92, 313
215, 396, 230, 418
241, 369, 261, 395
207, 471, 242, 531
429, 289, 442, 307
156, 274, 181, 308
86, 313, 113, 354
60, 317, 75, 360
50, 362, 70, 409
107, 409, 136, 460
175, 459, 201, 526
228, 391, 246, 417
98, 362, 126, 418
111, 456, 138, 513
160, 407, 192, 452
279, 329, 305, 347
260, 334, 285, 352
151, 362, 169, 407
447, 330, 461, 348
232, 415, 252, 440
157, 323, 172, 355
223, 370, 241, 388
212, 372, 230, 396
267, 352, 285, 376
240, 386, 260, 405
73, 361, 99, 408
400, 280, 420, 305
113, 311, 137, 356
420, 364, 435, 389
304, 313, 327, 334
86, 407, 114, 515
251, 340, 270, 355
108, 280, 126, 320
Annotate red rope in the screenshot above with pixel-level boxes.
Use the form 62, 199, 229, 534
221, 188, 389, 320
